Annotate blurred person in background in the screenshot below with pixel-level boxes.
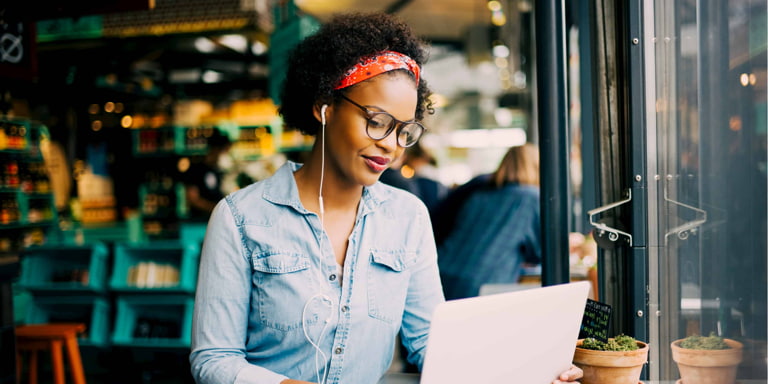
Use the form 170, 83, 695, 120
181, 128, 232, 221
437, 143, 542, 300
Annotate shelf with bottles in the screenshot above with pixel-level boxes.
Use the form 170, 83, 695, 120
0, 118, 31, 153
139, 179, 187, 222
0, 156, 56, 229
132, 125, 231, 157
132, 126, 177, 156
0, 119, 57, 250
0, 227, 49, 256
112, 294, 194, 348
109, 240, 200, 293
17, 242, 109, 294
231, 125, 274, 160
231, 125, 314, 161
132, 122, 314, 161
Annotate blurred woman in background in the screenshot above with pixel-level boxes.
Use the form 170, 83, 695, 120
437, 143, 542, 300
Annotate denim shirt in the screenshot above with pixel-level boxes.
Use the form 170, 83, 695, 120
190, 161, 445, 384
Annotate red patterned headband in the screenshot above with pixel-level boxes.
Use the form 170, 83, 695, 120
334, 51, 421, 90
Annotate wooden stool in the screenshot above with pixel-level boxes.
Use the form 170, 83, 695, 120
15, 323, 87, 384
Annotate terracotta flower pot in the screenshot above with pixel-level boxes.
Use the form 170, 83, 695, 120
671, 338, 743, 384
573, 339, 649, 384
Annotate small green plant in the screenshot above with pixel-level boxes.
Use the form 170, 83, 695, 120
679, 332, 731, 350
581, 334, 640, 351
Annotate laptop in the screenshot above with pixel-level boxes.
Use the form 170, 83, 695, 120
420, 281, 591, 384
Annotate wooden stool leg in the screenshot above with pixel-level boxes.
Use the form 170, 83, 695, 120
64, 335, 87, 384
16, 351, 21, 384
50, 340, 65, 384
28, 350, 38, 384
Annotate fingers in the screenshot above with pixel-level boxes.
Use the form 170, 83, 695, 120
556, 365, 583, 382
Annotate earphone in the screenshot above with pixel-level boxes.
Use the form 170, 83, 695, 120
319, 104, 328, 223
321, 104, 327, 125
302, 292, 334, 384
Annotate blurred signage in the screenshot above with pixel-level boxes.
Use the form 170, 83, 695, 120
0, 17, 37, 81
37, 16, 103, 42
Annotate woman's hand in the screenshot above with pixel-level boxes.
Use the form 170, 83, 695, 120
552, 364, 583, 383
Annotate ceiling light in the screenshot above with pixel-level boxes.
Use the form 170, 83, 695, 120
195, 37, 216, 53
487, 1, 502, 12
251, 41, 268, 55
202, 70, 223, 83
491, 11, 507, 26
492, 44, 510, 58
121, 115, 133, 128
220, 34, 248, 53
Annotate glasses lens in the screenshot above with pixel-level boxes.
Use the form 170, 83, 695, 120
366, 113, 395, 139
398, 123, 424, 147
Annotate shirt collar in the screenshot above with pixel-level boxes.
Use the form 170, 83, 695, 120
262, 160, 391, 215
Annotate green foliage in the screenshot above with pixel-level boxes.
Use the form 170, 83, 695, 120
679, 333, 731, 350
581, 334, 640, 351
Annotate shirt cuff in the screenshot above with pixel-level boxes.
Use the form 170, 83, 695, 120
234, 364, 290, 384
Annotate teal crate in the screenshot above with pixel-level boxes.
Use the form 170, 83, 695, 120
19, 242, 109, 293
25, 296, 110, 347
110, 240, 199, 293
112, 294, 193, 348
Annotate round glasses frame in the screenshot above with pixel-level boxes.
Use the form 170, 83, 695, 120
339, 94, 426, 148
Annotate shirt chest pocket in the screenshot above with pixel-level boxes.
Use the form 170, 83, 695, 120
367, 249, 415, 324
252, 252, 318, 331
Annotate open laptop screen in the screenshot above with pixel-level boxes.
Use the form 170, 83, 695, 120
420, 281, 591, 384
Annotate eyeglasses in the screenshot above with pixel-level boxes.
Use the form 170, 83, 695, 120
340, 94, 425, 148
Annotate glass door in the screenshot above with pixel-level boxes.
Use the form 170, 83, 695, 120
643, 0, 766, 380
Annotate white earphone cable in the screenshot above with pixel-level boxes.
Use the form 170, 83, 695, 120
302, 293, 333, 384
319, 104, 327, 225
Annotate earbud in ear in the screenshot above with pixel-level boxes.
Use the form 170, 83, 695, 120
321, 104, 328, 126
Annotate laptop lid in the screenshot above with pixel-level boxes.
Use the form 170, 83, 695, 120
420, 281, 591, 384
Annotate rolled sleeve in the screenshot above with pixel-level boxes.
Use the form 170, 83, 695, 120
190, 200, 288, 384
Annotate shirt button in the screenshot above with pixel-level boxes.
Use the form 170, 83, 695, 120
329, 274, 337, 281
335, 347, 343, 354
341, 305, 349, 312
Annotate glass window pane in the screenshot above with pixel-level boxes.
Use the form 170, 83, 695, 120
649, 0, 767, 381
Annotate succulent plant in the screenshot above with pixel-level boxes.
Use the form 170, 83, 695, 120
580, 334, 640, 351
679, 332, 731, 350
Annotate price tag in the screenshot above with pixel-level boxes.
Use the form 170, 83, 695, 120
578, 298, 612, 343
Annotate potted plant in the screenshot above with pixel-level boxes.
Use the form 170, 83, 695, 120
671, 333, 743, 384
573, 334, 649, 384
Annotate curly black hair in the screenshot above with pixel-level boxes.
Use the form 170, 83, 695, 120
278, 12, 434, 136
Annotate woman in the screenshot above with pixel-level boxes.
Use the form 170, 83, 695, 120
438, 144, 543, 300
189, 13, 582, 384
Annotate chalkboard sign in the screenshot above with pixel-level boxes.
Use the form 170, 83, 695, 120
578, 299, 612, 342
